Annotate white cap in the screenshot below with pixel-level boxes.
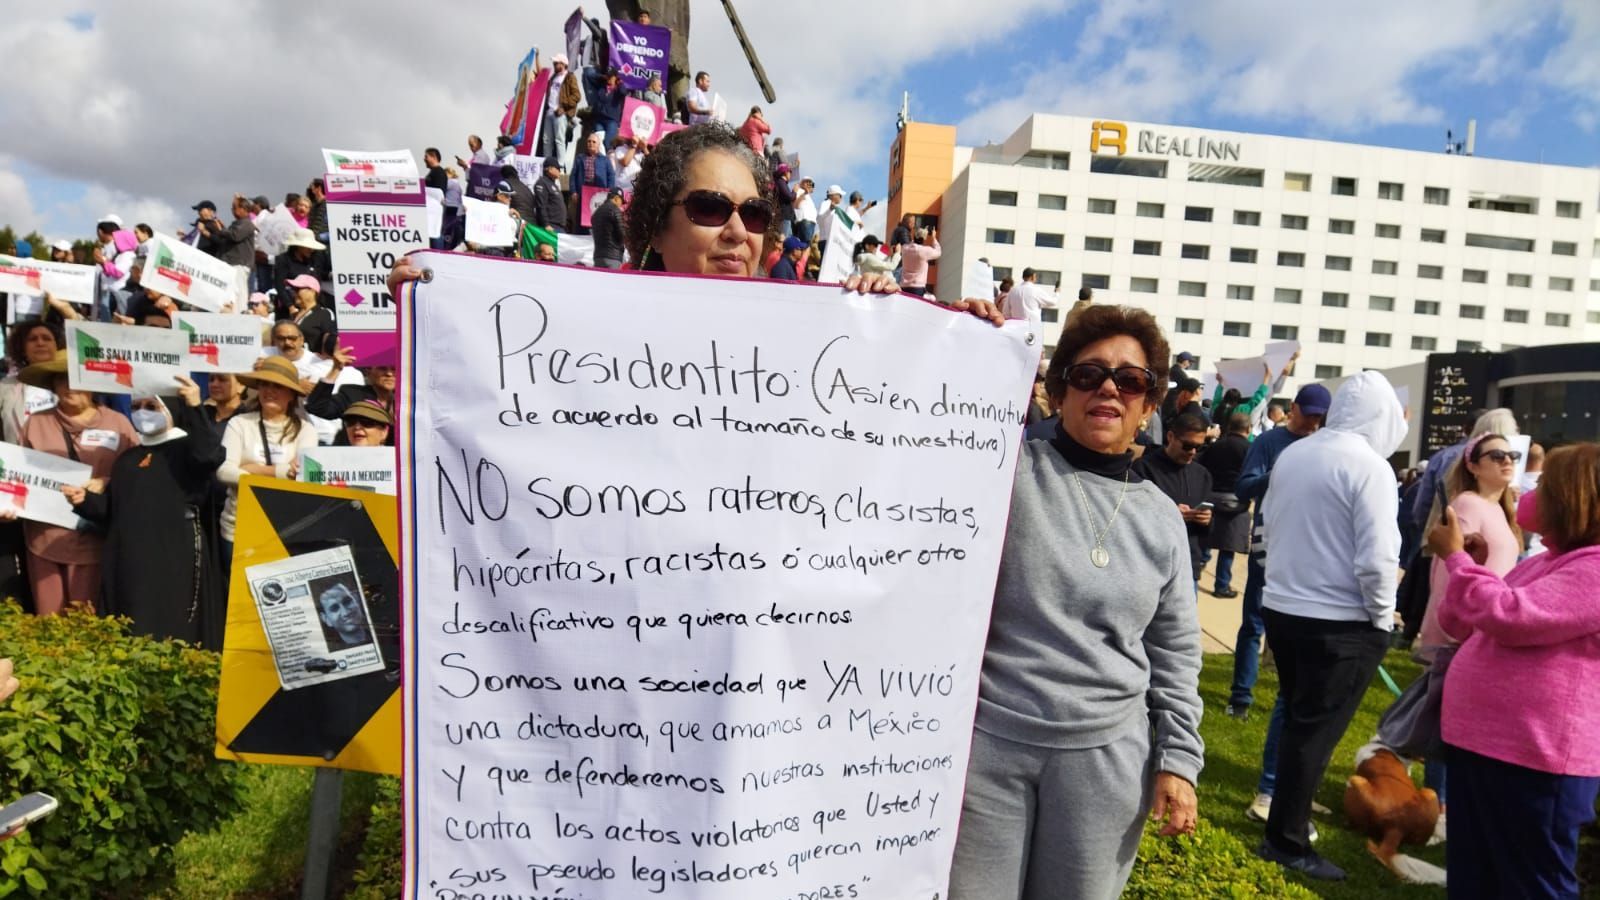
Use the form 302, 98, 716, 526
51, 240, 72, 253
826, 184, 843, 197
98, 213, 123, 228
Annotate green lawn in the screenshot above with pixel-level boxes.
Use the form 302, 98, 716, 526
1195, 649, 1445, 899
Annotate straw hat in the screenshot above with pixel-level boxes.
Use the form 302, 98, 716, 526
342, 399, 392, 426
238, 356, 308, 395
18, 349, 69, 390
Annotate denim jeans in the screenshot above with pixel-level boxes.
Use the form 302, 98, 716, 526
1214, 550, 1237, 593
1258, 692, 1284, 795
793, 220, 816, 244
1229, 551, 1267, 708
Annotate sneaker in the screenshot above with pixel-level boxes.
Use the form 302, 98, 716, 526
1310, 823, 1320, 843
1214, 587, 1239, 599
1255, 841, 1346, 881
1311, 800, 1332, 816
1246, 793, 1272, 822
1225, 702, 1250, 721
1428, 810, 1446, 847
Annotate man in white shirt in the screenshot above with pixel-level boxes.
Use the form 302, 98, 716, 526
999, 268, 1059, 339
792, 178, 819, 244
686, 71, 714, 124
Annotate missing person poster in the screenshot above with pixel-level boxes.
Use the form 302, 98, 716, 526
0, 442, 92, 530
298, 446, 396, 495
140, 234, 237, 313
245, 545, 386, 691
0, 254, 99, 307
171, 312, 264, 373
65, 321, 188, 396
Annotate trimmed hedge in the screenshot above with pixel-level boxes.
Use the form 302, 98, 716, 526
1126, 816, 1321, 899
0, 601, 242, 897
347, 776, 402, 899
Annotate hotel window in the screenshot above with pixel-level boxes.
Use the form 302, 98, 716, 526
1365, 332, 1391, 347
1181, 243, 1210, 260
1132, 239, 1161, 256
1322, 291, 1349, 308
1083, 236, 1112, 252
1178, 281, 1207, 297
1462, 269, 1487, 284
1136, 201, 1164, 218
1504, 309, 1529, 323
1175, 317, 1204, 334
1465, 233, 1535, 252
1041, 309, 1059, 323
1270, 324, 1299, 340
1184, 205, 1213, 222
1035, 232, 1065, 248
1326, 255, 1352, 271
1375, 223, 1401, 239
1411, 336, 1437, 351
1274, 288, 1302, 304
1550, 276, 1574, 292
1377, 181, 1404, 201
1021, 151, 1071, 170
1369, 296, 1395, 311
1468, 194, 1537, 214
1418, 264, 1443, 279
1283, 172, 1311, 192
1319, 328, 1346, 344
991, 266, 1012, 282
989, 190, 1018, 206
985, 228, 1014, 244
1234, 210, 1261, 226
1414, 300, 1440, 315
1546, 312, 1571, 327
1227, 284, 1255, 300
1424, 186, 1450, 205
1555, 200, 1581, 219
1461, 304, 1484, 319
1315, 365, 1342, 379
1507, 273, 1531, 287
1081, 273, 1109, 289
1129, 277, 1158, 293
1372, 260, 1398, 275
1278, 251, 1304, 267
1552, 241, 1577, 256
1591, 312, 1600, 325
1593, 279, 1600, 292
1090, 156, 1166, 177
1223, 321, 1251, 337
1421, 228, 1446, 243
1329, 218, 1355, 235
1331, 176, 1357, 196
1038, 193, 1067, 211
1230, 248, 1257, 263
1457, 340, 1483, 351
1087, 198, 1116, 214
1036, 271, 1063, 287
1281, 214, 1308, 230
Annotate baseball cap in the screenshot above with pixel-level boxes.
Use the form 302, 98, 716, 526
192, 200, 217, 212
782, 236, 806, 252
607, 187, 624, 198
1294, 383, 1332, 416
286, 274, 321, 293
543, 156, 562, 170
826, 184, 843, 197
1177, 351, 1196, 363
51, 239, 72, 253
551, 53, 569, 67
495, 180, 513, 194
97, 213, 123, 229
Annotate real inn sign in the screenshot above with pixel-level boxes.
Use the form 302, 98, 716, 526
1091, 120, 1242, 162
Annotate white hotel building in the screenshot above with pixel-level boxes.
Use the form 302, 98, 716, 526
902, 114, 1600, 381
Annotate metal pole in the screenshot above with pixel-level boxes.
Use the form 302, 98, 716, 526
719, 0, 776, 104
300, 767, 345, 900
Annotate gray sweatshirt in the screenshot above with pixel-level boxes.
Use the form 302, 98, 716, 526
975, 440, 1206, 784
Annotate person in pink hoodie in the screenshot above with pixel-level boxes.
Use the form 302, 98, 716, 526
1428, 441, 1600, 899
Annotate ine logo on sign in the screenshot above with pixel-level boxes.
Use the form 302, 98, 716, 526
1090, 120, 1127, 156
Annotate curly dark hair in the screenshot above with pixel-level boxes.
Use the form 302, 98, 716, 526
6, 320, 62, 369
624, 122, 774, 270
1043, 304, 1171, 408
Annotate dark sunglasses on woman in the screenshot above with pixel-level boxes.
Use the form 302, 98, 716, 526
1477, 448, 1523, 464
1063, 363, 1156, 396
674, 190, 775, 234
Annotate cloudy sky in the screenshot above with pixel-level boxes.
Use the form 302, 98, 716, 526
1, 0, 1596, 242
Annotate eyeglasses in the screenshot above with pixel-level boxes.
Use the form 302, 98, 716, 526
343, 418, 386, 429
1177, 440, 1205, 452
1063, 363, 1156, 396
673, 190, 775, 234
1477, 449, 1523, 464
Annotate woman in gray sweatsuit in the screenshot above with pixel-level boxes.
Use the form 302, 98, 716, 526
949, 304, 1205, 900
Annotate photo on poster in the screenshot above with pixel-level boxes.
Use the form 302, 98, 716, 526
246, 545, 385, 690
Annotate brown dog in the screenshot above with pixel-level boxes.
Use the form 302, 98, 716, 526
1344, 745, 1444, 883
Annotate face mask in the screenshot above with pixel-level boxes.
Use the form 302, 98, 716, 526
131, 409, 167, 436
1516, 488, 1542, 535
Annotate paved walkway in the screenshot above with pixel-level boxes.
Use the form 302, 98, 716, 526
1195, 552, 1248, 655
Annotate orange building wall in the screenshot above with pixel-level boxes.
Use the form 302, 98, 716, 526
885, 122, 958, 290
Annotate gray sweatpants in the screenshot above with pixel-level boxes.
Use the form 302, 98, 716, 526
948, 718, 1153, 900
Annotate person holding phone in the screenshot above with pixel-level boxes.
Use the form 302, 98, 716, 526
1135, 412, 1214, 593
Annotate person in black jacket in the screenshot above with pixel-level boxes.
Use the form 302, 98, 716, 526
591, 188, 626, 268
1134, 412, 1214, 590
533, 157, 567, 232
285, 274, 336, 353
305, 345, 395, 444
272, 228, 331, 318
500, 164, 540, 227
1199, 412, 1252, 597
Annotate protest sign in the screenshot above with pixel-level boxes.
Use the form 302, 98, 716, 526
463, 197, 519, 247
299, 446, 396, 495
397, 253, 1039, 898
327, 175, 426, 340
253, 205, 299, 258
467, 163, 502, 202
961, 259, 994, 301
1215, 356, 1269, 393
816, 210, 863, 285
171, 311, 264, 373
66, 321, 187, 396
564, 8, 585, 67
425, 187, 444, 240
619, 96, 667, 144
0, 254, 99, 307
321, 148, 418, 177
245, 545, 387, 691
510, 154, 542, 185
579, 185, 629, 228
608, 21, 670, 91
141, 233, 237, 312
0, 442, 91, 531
1263, 339, 1300, 380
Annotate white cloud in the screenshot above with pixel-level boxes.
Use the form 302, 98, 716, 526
0, 160, 43, 234
1540, 0, 1600, 131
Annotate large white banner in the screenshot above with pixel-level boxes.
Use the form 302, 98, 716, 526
0, 442, 93, 530
141, 233, 237, 312
298, 446, 395, 494
322, 147, 418, 177
171, 311, 264, 373
327, 175, 427, 335
398, 254, 1038, 899
0, 254, 99, 307
463, 198, 519, 248
66, 321, 188, 396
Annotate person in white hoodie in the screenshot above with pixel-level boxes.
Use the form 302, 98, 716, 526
1255, 370, 1408, 881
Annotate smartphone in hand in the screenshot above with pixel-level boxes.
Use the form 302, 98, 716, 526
0, 793, 58, 834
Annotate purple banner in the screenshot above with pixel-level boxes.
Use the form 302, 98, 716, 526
608, 21, 670, 91
564, 9, 584, 68
467, 164, 502, 202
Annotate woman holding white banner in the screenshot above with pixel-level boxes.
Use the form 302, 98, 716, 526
949, 305, 1204, 900
216, 357, 318, 567
15, 350, 139, 615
